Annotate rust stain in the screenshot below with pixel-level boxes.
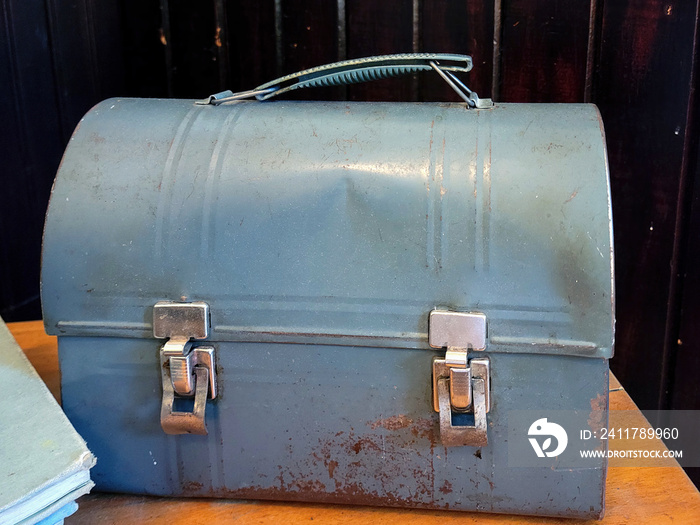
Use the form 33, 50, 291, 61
327, 460, 338, 479
222, 482, 443, 509
290, 479, 325, 493
350, 438, 381, 454
588, 393, 607, 429
313, 419, 440, 505
409, 418, 437, 442
214, 27, 222, 47
589, 393, 608, 451
439, 480, 453, 494
159, 28, 167, 46
626, 1, 661, 80
175, 415, 446, 508
564, 189, 579, 203
181, 480, 203, 492
369, 414, 413, 431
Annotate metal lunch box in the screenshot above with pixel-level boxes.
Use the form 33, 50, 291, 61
41, 54, 614, 518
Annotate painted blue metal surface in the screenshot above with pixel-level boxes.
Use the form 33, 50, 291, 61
41, 98, 614, 518
42, 99, 613, 358
59, 337, 608, 518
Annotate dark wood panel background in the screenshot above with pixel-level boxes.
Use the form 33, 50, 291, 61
1, 0, 699, 485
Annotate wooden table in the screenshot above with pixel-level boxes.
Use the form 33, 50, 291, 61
8, 320, 700, 524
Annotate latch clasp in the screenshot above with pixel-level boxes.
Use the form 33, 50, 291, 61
154, 301, 217, 435
429, 310, 490, 447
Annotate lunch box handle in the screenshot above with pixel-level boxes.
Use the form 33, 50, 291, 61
197, 53, 492, 108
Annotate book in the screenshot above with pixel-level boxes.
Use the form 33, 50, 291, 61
0, 318, 95, 524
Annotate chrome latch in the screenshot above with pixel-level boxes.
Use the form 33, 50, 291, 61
154, 301, 216, 435
429, 310, 490, 447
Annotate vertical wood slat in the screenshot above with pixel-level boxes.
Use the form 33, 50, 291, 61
274, 0, 283, 76
412, 0, 421, 53
411, 0, 421, 101
670, 148, 700, 411
421, 0, 495, 103
584, 0, 599, 102
672, 107, 700, 489
337, 0, 347, 62
46, 0, 125, 141
168, 0, 218, 97
594, 0, 697, 411
499, 0, 591, 102
214, 0, 230, 91
121, 0, 169, 97
668, 5, 700, 488
345, 0, 414, 101
337, 0, 347, 99
227, 0, 277, 93
85, 0, 126, 100
45, 0, 94, 140
665, 1, 700, 405
159, 0, 174, 96
492, 0, 502, 101
281, 0, 340, 100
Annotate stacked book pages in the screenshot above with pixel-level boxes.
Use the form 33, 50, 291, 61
0, 319, 95, 524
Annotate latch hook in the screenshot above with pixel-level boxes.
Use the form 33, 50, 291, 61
429, 310, 491, 447
154, 301, 217, 435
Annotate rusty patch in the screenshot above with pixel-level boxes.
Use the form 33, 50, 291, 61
409, 418, 437, 442
313, 421, 439, 506
589, 393, 608, 451
327, 460, 338, 479
350, 438, 381, 454
174, 414, 447, 509
588, 393, 607, 430
564, 189, 579, 203
181, 480, 203, 492
289, 479, 325, 493
438, 480, 453, 494
223, 482, 443, 509
164, 416, 594, 517
369, 414, 413, 431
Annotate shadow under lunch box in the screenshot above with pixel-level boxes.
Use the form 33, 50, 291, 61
41, 54, 614, 519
